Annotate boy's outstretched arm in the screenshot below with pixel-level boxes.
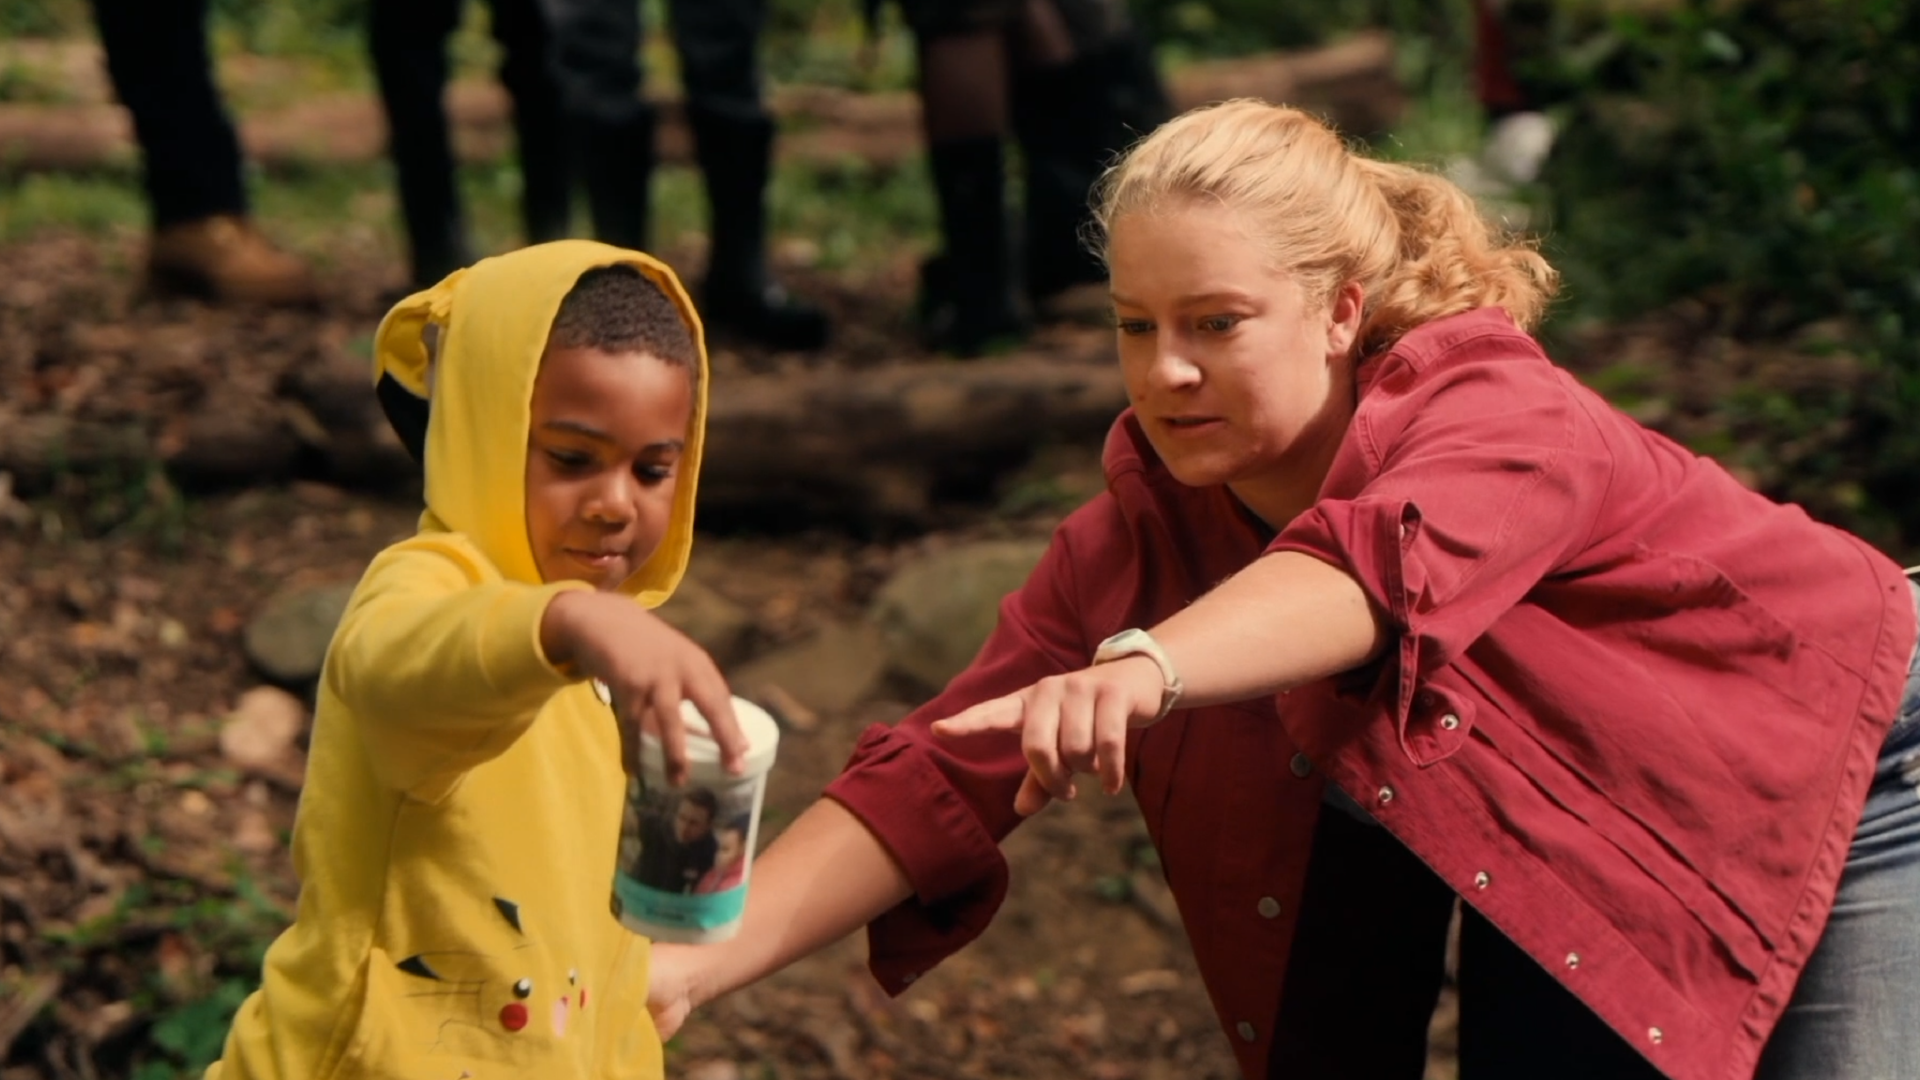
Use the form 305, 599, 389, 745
646, 797, 912, 1038
541, 589, 748, 786
326, 537, 742, 796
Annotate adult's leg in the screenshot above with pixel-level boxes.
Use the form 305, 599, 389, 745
369, 0, 472, 288
488, 0, 573, 244
667, 0, 828, 350
91, 0, 315, 303
1754, 612, 1920, 1080
540, 0, 653, 250
1266, 809, 1456, 1079
909, 0, 1026, 356
1008, 0, 1168, 314
90, 0, 245, 226
1455, 908, 1668, 1079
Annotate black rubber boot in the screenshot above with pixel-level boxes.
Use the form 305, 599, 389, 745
687, 106, 830, 351
923, 135, 1026, 356
577, 104, 656, 251
1011, 31, 1171, 310
497, 39, 572, 243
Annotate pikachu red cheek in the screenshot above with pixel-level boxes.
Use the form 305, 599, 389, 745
499, 1002, 529, 1032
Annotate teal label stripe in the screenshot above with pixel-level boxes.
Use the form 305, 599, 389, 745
613, 872, 747, 931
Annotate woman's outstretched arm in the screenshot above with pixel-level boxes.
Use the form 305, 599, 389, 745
645, 797, 912, 1037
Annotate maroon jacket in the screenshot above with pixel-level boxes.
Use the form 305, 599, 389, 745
825, 309, 1915, 1080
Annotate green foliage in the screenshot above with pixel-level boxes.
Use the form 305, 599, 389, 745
1534, 0, 1920, 540
0, 0, 87, 37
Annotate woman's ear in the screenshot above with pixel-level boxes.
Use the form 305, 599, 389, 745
1325, 281, 1365, 360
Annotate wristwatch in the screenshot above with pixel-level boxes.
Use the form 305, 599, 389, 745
1092, 628, 1184, 723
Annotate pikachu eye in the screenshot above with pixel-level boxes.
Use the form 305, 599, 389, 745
513, 978, 533, 999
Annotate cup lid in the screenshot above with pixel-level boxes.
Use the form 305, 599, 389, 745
640, 695, 781, 773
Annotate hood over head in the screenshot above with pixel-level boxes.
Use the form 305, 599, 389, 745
371, 240, 708, 607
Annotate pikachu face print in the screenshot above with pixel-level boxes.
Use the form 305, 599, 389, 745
390, 898, 590, 1051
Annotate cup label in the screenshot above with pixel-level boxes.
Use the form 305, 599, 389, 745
612, 771, 765, 940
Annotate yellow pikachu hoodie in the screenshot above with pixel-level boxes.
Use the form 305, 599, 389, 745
208, 242, 707, 1080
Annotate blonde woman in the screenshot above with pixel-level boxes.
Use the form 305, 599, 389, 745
649, 100, 1920, 1080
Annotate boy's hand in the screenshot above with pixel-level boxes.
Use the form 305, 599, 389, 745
541, 591, 748, 786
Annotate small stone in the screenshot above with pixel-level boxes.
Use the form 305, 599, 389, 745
157, 618, 190, 649
219, 686, 307, 772
178, 790, 213, 817
243, 583, 355, 683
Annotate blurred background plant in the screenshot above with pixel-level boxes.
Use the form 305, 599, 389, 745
1519, 0, 1920, 543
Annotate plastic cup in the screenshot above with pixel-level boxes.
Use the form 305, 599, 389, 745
611, 695, 780, 944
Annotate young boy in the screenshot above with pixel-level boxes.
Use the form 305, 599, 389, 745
206, 241, 747, 1080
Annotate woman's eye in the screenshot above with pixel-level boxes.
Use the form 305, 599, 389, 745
1115, 318, 1153, 336
1199, 315, 1242, 333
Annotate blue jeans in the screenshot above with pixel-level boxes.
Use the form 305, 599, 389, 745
1273, 580, 1920, 1080
1754, 577, 1920, 1080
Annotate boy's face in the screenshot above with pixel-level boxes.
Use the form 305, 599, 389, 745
524, 343, 694, 591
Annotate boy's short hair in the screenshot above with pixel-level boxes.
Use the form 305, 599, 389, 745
375, 263, 700, 464
548, 265, 698, 376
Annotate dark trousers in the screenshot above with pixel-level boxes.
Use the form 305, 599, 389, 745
370, 0, 570, 283
539, 0, 769, 124
89, 0, 247, 227
1269, 808, 1666, 1080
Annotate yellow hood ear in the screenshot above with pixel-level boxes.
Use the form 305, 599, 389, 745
373, 269, 465, 402
367, 242, 708, 607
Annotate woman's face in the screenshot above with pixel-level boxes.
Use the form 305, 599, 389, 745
1107, 201, 1363, 529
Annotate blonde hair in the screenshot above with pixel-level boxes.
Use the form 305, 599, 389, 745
1091, 99, 1558, 358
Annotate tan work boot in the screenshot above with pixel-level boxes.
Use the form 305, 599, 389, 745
147, 214, 319, 306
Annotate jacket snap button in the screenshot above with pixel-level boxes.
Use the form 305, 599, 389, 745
1440, 713, 1460, 730
1289, 753, 1312, 778
1565, 952, 1580, 970
1474, 871, 1491, 890
1237, 1022, 1257, 1042
1376, 786, 1394, 805
1257, 897, 1281, 919
1648, 1027, 1663, 1045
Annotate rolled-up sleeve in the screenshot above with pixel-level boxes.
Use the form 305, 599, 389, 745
1270, 344, 1612, 760
824, 521, 1101, 992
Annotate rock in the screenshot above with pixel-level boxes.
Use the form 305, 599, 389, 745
868, 540, 1048, 692
654, 576, 755, 667
219, 686, 307, 773
243, 582, 355, 683
730, 620, 887, 719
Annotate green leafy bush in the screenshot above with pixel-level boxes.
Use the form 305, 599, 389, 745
1534, 0, 1920, 543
